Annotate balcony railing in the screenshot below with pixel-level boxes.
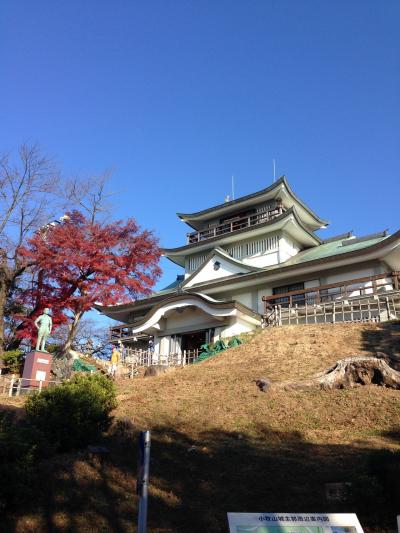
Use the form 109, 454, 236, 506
186, 206, 285, 244
263, 291, 400, 327
263, 272, 400, 314
110, 326, 147, 342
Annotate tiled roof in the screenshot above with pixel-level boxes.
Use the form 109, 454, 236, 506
135, 233, 393, 300
285, 235, 390, 266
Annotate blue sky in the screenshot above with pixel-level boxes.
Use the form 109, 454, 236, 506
1, 0, 399, 299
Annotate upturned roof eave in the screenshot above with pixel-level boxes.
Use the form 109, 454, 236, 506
177, 176, 329, 228
96, 292, 262, 326
182, 230, 400, 292
95, 230, 400, 319
162, 206, 322, 260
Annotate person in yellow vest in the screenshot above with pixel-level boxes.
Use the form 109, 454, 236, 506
109, 345, 121, 378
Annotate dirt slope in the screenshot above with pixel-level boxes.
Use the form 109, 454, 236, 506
10, 322, 400, 533
116, 321, 400, 438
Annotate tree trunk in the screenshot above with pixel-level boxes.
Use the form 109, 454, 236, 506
268, 355, 400, 391
0, 277, 7, 358
5, 269, 45, 352
0, 251, 12, 359
62, 310, 83, 358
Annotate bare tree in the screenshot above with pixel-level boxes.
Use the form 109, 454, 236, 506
0, 144, 60, 356
0, 145, 116, 357
62, 171, 115, 224
54, 173, 115, 354
49, 317, 111, 358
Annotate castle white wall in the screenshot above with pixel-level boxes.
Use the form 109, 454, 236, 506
224, 234, 280, 268
384, 247, 400, 271
279, 234, 301, 263
214, 317, 256, 339
164, 307, 221, 331
184, 255, 251, 287
242, 251, 279, 268
304, 279, 320, 288
185, 234, 283, 277
323, 265, 381, 285
155, 314, 258, 354
323, 264, 390, 296
229, 290, 253, 309
222, 262, 390, 315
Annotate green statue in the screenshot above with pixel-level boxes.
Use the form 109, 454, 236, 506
34, 308, 53, 352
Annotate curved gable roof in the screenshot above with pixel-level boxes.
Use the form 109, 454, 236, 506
181, 247, 265, 288
163, 206, 322, 265
177, 176, 328, 231
96, 292, 261, 328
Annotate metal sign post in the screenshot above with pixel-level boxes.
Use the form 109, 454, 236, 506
137, 430, 151, 533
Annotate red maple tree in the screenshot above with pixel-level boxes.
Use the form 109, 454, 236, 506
19, 210, 161, 353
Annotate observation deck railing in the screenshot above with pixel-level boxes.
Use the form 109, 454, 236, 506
262, 271, 400, 327
186, 206, 285, 244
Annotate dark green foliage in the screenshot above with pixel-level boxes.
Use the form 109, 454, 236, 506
0, 374, 117, 511
1, 349, 24, 373
25, 373, 117, 452
0, 413, 51, 510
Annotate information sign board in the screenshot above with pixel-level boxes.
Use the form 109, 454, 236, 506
227, 513, 364, 533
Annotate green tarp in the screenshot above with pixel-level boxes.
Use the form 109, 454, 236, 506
72, 358, 97, 372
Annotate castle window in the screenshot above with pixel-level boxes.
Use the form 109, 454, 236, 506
273, 282, 305, 307
187, 254, 208, 272
226, 234, 278, 259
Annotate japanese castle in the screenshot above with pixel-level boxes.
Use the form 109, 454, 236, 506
96, 177, 400, 360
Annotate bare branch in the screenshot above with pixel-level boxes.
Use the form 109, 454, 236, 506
61, 171, 116, 224
0, 143, 60, 250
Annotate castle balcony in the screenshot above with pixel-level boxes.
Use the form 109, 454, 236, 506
263, 271, 400, 327
186, 206, 285, 244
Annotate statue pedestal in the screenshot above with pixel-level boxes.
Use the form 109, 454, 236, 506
22, 351, 53, 388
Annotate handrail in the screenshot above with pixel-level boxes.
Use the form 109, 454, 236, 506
121, 348, 200, 367
1, 375, 62, 397
263, 272, 400, 311
265, 290, 400, 327
186, 207, 285, 244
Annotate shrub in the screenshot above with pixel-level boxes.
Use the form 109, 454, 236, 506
0, 413, 50, 509
1, 350, 24, 373
25, 373, 117, 452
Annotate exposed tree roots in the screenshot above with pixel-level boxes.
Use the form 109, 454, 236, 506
257, 353, 400, 392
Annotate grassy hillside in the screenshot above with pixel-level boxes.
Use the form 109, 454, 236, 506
5, 322, 400, 532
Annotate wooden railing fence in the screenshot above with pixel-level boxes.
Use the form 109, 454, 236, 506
263, 272, 399, 311
0, 375, 61, 397
122, 348, 199, 369
263, 291, 400, 327
187, 206, 285, 244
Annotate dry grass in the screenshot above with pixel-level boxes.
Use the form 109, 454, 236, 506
116, 321, 400, 439
3, 321, 400, 532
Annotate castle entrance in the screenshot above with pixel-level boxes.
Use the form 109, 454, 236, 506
180, 330, 207, 351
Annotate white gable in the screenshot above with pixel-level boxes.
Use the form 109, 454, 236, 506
184, 253, 253, 288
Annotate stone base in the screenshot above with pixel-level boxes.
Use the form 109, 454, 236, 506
22, 351, 53, 388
